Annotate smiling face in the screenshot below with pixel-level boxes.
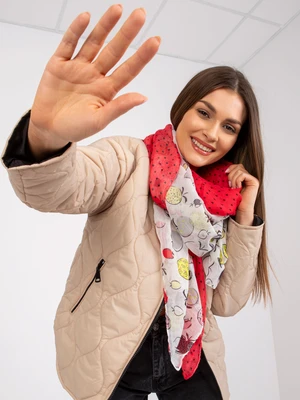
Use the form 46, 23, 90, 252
175, 88, 247, 168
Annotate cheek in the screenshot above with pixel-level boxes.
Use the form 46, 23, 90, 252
176, 124, 191, 145
180, 113, 199, 132
187, 117, 201, 131
221, 135, 238, 152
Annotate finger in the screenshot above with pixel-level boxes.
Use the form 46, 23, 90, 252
53, 12, 91, 60
228, 169, 241, 188
75, 5, 123, 62
108, 36, 161, 93
226, 165, 245, 187
94, 93, 147, 131
93, 8, 146, 75
232, 172, 244, 189
227, 169, 240, 188
225, 164, 243, 174
230, 171, 247, 188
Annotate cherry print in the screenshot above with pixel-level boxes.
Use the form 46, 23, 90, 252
143, 124, 242, 380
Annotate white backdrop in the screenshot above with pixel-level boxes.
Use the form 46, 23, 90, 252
0, 20, 281, 400
243, 11, 300, 400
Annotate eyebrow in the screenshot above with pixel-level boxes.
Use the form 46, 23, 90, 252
198, 100, 242, 126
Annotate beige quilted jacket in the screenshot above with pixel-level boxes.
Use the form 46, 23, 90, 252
2, 133, 263, 400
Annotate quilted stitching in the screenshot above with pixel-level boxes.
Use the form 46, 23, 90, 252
3, 135, 264, 400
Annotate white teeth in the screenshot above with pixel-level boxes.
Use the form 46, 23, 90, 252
192, 138, 213, 152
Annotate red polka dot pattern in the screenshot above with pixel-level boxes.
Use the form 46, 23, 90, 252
182, 251, 207, 379
144, 124, 242, 215
143, 124, 243, 380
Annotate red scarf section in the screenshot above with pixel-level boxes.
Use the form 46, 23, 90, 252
144, 124, 242, 379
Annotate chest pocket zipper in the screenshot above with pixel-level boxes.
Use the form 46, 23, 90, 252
71, 259, 105, 313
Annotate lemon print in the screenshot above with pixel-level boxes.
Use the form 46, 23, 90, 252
166, 186, 182, 205
177, 217, 194, 237
177, 258, 189, 280
170, 280, 181, 290
219, 244, 228, 265
190, 211, 210, 231
186, 288, 199, 307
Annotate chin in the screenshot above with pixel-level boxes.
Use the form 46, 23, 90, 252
188, 157, 212, 168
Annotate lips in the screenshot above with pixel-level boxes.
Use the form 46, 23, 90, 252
191, 137, 215, 151
191, 137, 215, 156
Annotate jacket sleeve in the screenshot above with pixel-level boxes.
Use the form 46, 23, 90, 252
1, 110, 72, 168
1, 113, 137, 215
211, 217, 264, 317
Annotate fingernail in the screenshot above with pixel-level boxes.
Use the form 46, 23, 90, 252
228, 180, 232, 188
140, 7, 146, 15
225, 168, 229, 173
154, 36, 161, 44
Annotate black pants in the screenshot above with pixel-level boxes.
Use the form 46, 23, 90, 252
110, 314, 223, 399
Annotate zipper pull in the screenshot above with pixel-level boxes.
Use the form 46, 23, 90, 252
95, 259, 105, 283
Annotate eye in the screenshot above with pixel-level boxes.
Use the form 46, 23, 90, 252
224, 124, 236, 133
197, 109, 209, 118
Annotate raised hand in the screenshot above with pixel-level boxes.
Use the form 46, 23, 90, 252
225, 164, 259, 225
28, 5, 160, 156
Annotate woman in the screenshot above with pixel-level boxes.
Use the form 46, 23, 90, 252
1, 5, 273, 400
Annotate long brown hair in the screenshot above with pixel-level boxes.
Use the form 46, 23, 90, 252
170, 66, 276, 307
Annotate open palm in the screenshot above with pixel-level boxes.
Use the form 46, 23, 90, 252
29, 5, 160, 146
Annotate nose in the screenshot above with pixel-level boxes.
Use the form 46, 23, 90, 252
203, 122, 219, 142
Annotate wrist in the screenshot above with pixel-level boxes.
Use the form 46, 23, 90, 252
28, 120, 70, 161
235, 210, 254, 226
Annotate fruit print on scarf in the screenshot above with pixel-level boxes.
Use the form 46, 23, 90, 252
177, 258, 189, 279
144, 124, 242, 379
176, 332, 195, 354
170, 280, 181, 290
153, 158, 231, 372
184, 287, 199, 308
166, 186, 188, 205
162, 248, 174, 259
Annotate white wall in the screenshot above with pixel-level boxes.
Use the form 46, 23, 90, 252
243, 13, 300, 400
0, 22, 279, 400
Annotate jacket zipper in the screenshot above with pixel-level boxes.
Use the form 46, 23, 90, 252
107, 298, 165, 400
71, 259, 105, 313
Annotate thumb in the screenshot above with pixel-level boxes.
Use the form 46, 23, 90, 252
94, 93, 148, 131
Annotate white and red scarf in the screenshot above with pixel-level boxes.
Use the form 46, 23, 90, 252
143, 124, 242, 379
